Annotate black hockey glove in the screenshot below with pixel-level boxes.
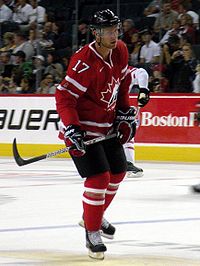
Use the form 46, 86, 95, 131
64, 125, 86, 157
138, 87, 150, 107
115, 107, 137, 144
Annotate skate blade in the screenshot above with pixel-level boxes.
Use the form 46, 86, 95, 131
78, 220, 84, 228
126, 171, 144, 178
88, 249, 104, 260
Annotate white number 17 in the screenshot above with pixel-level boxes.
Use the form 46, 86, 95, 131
72, 60, 90, 73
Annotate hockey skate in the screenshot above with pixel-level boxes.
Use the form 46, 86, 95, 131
191, 184, 200, 193
126, 161, 144, 178
79, 217, 116, 239
86, 230, 107, 260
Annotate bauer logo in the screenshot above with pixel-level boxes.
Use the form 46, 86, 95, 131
0, 109, 60, 130
140, 112, 197, 127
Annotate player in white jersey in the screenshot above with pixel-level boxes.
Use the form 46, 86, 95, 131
124, 67, 149, 178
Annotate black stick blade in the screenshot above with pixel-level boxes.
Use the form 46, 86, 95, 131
12, 138, 46, 166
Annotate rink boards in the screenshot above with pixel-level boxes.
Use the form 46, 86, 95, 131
0, 94, 200, 162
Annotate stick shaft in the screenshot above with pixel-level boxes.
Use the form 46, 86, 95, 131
13, 133, 117, 166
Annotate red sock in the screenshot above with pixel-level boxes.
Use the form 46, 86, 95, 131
83, 171, 110, 231
104, 172, 125, 211
83, 193, 105, 231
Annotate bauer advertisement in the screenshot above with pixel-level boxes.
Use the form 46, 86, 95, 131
0, 94, 200, 161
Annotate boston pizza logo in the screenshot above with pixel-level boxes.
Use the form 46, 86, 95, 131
101, 77, 120, 111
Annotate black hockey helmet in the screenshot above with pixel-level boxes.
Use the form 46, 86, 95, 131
90, 9, 120, 30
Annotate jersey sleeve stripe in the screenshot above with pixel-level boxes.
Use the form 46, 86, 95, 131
67, 89, 79, 98
56, 85, 79, 98
65, 75, 87, 92
57, 84, 66, 91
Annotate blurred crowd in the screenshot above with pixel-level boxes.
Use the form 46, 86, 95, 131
0, 0, 199, 94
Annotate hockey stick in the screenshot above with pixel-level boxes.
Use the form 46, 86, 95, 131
13, 133, 117, 167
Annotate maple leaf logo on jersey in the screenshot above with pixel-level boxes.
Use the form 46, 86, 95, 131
101, 77, 120, 110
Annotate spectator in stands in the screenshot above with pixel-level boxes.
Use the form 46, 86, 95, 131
166, 43, 197, 92
11, 50, 33, 93
32, 54, 45, 91
0, 32, 16, 53
122, 19, 138, 53
38, 73, 56, 94
29, 0, 46, 27
19, 76, 35, 93
52, 20, 72, 50
143, 0, 160, 18
170, 0, 182, 13
159, 18, 181, 45
154, 0, 178, 38
0, 0, 12, 23
4, 0, 15, 11
193, 64, 200, 93
161, 34, 181, 65
139, 28, 160, 65
178, 2, 199, 30
179, 13, 196, 44
149, 64, 169, 92
78, 19, 93, 48
0, 76, 15, 93
44, 51, 64, 83
12, 32, 34, 62
129, 32, 142, 66
39, 21, 55, 51
28, 28, 42, 54
0, 51, 14, 78
12, 0, 33, 29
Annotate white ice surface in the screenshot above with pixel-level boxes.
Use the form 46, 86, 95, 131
0, 158, 200, 265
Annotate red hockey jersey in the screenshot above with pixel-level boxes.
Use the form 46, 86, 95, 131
55, 40, 130, 139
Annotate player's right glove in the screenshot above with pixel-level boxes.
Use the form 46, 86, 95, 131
64, 125, 86, 157
138, 87, 150, 107
115, 107, 137, 144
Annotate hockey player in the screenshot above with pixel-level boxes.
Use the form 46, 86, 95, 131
191, 102, 200, 193
124, 67, 149, 178
55, 9, 150, 260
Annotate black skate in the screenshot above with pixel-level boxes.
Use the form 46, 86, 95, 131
79, 217, 116, 239
101, 217, 116, 239
191, 184, 200, 193
126, 161, 143, 178
86, 230, 107, 260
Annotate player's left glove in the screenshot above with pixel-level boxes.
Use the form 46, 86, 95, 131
64, 125, 86, 157
115, 107, 137, 145
138, 87, 150, 107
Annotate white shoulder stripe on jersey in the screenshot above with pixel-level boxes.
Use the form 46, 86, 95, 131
65, 75, 87, 92
121, 67, 130, 80
83, 196, 105, 206
80, 120, 113, 127
121, 65, 128, 73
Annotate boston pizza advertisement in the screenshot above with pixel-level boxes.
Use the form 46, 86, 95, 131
130, 94, 200, 145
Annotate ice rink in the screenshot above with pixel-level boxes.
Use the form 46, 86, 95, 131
0, 157, 200, 266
